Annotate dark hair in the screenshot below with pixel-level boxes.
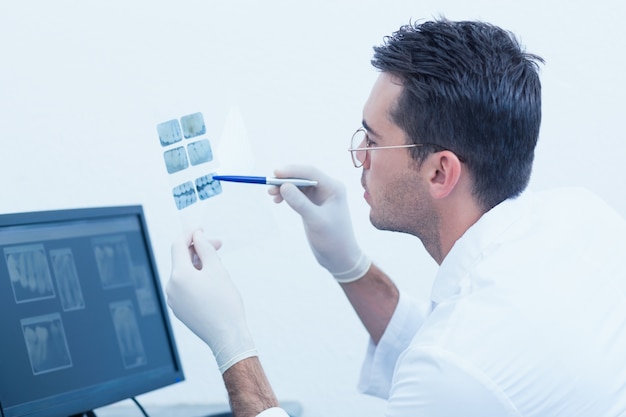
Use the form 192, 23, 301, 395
371, 18, 544, 210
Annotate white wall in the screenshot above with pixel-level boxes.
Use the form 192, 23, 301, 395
1, 1, 625, 416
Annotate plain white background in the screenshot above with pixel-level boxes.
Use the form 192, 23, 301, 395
1, 1, 625, 416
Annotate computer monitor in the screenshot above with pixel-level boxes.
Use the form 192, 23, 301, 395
0, 205, 184, 417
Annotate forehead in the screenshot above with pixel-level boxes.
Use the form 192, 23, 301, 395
362, 72, 404, 135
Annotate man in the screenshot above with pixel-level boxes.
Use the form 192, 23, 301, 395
166, 19, 626, 416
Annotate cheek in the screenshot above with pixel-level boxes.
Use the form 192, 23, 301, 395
368, 156, 393, 181
368, 155, 413, 188
366, 167, 391, 196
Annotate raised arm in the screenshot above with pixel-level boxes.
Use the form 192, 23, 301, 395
339, 263, 398, 344
223, 357, 284, 417
166, 230, 288, 417
270, 165, 399, 343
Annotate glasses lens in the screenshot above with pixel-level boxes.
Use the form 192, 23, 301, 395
350, 129, 367, 167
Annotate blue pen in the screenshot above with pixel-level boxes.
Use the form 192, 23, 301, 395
212, 175, 318, 187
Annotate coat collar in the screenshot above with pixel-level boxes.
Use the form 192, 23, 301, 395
430, 190, 534, 306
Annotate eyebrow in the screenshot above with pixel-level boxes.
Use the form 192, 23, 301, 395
361, 120, 381, 138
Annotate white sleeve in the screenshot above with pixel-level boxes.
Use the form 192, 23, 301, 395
358, 291, 427, 399
385, 347, 520, 417
256, 407, 290, 417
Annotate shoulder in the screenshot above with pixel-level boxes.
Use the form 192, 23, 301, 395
531, 187, 624, 223
386, 346, 520, 417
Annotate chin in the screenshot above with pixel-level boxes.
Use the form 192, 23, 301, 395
368, 212, 381, 229
370, 208, 417, 234
370, 213, 398, 233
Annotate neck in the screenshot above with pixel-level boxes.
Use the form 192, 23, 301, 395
430, 196, 485, 265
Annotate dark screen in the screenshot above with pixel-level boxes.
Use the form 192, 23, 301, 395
0, 207, 183, 417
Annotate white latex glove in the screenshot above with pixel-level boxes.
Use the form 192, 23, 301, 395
269, 165, 371, 283
166, 230, 257, 373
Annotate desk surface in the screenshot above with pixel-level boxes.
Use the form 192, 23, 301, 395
94, 401, 302, 417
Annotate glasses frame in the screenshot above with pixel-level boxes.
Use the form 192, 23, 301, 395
348, 128, 459, 168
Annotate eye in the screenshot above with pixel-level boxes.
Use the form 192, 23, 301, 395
365, 136, 377, 148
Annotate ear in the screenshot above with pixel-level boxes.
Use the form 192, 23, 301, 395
426, 151, 463, 200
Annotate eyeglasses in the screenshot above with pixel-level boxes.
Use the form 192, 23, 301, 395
348, 128, 459, 168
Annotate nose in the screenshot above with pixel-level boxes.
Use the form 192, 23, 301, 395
360, 149, 371, 169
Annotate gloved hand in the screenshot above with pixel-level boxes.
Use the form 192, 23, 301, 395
269, 165, 371, 283
166, 230, 257, 373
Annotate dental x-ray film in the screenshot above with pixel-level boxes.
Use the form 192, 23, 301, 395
156, 107, 279, 244
157, 112, 222, 210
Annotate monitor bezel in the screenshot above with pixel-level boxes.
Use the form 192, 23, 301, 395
0, 205, 185, 417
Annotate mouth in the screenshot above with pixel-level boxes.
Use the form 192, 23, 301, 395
361, 175, 369, 197
361, 182, 370, 202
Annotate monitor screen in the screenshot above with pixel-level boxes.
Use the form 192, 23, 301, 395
0, 206, 184, 417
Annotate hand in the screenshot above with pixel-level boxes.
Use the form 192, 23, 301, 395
269, 165, 371, 282
166, 230, 257, 373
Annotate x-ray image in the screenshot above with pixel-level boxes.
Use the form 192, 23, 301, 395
163, 146, 189, 174
21, 314, 72, 375
92, 236, 134, 289
172, 181, 197, 210
4, 244, 55, 303
187, 138, 213, 166
196, 173, 223, 200
157, 119, 183, 147
180, 112, 206, 139
49, 248, 85, 311
132, 265, 157, 316
110, 300, 147, 369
